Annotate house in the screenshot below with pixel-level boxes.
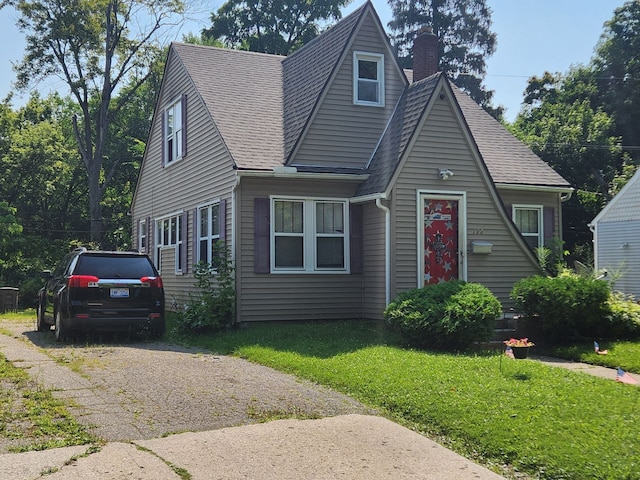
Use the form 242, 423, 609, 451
589, 168, 640, 298
131, 1, 573, 323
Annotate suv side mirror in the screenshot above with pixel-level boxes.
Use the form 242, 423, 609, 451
40, 270, 53, 280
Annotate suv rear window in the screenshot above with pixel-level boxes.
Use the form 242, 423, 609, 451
74, 255, 156, 279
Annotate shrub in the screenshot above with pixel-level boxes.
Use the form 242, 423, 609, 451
510, 273, 611, 342
605, 292, 640, 340
384, 281, 501, 350
176, 241, 235, 333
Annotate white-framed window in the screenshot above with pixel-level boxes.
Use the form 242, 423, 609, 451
353, 51, 384, 106
139, 219, 147, 253
271, 197, 348, 273
513, 205, 543, 249
197, 203, 220, 264
156, 213, 183, 274
164, 98, 183, 165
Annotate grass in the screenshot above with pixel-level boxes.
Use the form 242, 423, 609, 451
167, 318, 640, 480
0, 353, 96, 452
545, 340, 640, 372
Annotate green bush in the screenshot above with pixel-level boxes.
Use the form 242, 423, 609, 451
176, 241, 235, 333
384, 281, 501, 350
510, 273, 611, 342
605, 292, 640, 339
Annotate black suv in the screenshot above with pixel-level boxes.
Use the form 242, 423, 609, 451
37, 248, 165, 341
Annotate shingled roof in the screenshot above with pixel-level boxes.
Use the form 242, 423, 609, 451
170, 3, 373, 171
355, 71, 573, 197
356, 73, 442, 196
282, 3, 369, 162
170, 1, 570, 194
170, 43, 285, 170
451, 87, 572, 189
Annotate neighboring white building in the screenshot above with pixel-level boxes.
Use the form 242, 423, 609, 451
590, 168, 640, 298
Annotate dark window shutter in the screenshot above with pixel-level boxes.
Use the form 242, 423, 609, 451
181, 94, 187, 157
181, 212, 188, 273
350, 204, 363, 274
148, 217, 155, 264
220, 198, 227, 242
133, 219, 139, 251
161, 112, 166, 168
505, 204, 512, 220
145, 217, 150, 253
544, 206, 555, 244
254, 198, 270, 273
160, 110, 167, 168
192, 208, 199, 268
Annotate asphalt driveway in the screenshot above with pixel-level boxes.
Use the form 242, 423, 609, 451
0, 319, 374, 442
0, 318, 506, 479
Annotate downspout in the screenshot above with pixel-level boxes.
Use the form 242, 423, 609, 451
232, 174, 241, 322
376, 198, 391, 305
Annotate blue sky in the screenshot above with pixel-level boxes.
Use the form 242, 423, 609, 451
0, 1, 620, 121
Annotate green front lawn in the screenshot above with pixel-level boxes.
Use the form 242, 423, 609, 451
168, 319, 640, 480
545, 340, 640, 373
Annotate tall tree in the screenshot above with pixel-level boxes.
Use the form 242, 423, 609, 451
0, 94, 85, 241
510, 68, 624, 249
2, 0, 185, 244
203, 0, 350, 55
388, 0, 498, 112
592, 0, 640, 164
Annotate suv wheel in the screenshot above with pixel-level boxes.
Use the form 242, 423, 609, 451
36, 302, 49, 332
55, 310, 67, 342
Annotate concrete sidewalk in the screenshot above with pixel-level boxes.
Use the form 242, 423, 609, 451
531, 354, 636, 383
0, 414, 506, 480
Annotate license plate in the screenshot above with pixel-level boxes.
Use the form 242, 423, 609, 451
110, 288, 129, 298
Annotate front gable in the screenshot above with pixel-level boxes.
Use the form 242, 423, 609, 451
133, 45, 237, 217
285, 3, 407, 170
381, 77, 542, 301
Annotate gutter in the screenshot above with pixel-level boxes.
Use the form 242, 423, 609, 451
496, 182, 574, 203
236, 168, 369, 182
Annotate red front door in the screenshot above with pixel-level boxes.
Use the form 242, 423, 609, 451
423, 198, 459, 284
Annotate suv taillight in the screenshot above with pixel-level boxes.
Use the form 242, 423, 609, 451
141, 276, 163, 288
68, 275, 99, 288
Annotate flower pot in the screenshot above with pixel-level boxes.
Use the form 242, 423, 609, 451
511, 346, 529, 359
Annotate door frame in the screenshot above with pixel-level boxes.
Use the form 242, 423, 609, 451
416, 190, 467, 287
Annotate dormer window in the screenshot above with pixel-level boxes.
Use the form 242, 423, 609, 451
353, 52, 384, 107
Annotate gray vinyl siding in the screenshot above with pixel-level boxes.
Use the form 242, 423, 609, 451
236, 177, 365, 323
291, 14, 406, 169
362, 202, 387, 319
595, 221, 640, 298
390, 94, 539, 308
132, 50, 236, 309
498, 188, 562, 242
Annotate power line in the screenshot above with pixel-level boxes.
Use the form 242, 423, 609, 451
529, 143, 640, 152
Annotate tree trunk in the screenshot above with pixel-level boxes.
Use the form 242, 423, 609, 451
87, 160, 103, 245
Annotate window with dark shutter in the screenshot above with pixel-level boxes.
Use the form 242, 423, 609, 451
350, 204, 363, 274
254, 198, 271, 273
163, 96, 185, 166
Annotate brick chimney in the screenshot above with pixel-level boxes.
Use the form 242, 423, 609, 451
412, 26, 438, 82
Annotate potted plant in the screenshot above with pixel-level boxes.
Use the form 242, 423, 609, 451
504, 338, 535, 359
